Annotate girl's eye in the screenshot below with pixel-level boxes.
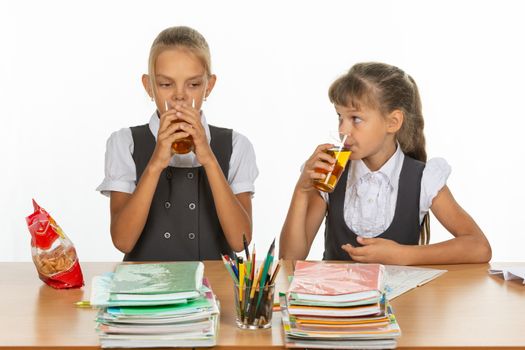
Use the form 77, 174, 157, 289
159, 82, 172, 88
352, 116, 363, 124
188, 82, 202, 88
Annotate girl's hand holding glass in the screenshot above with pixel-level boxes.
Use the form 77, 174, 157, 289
299, 143, 337, 192
150, 105, 188, 171
171, 99, 215, 166
167, 100, 195, 154
310, 132, 351, 193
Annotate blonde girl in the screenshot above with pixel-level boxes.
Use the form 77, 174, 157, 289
97, 26, 258, 261
280, 62, 491, 265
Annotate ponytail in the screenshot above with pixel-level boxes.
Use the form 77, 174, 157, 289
397, 74, 427, 162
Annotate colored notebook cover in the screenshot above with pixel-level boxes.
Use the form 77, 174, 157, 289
109, 262, 204, 294
280, 293, 401, 340
288, 261, 384, 296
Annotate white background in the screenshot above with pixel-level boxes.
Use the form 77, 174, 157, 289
1, 0, 524, 262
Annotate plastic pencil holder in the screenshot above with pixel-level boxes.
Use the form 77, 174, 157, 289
233, 282, 275, 329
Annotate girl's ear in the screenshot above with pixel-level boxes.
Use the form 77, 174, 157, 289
387, 110, 404, 133
142, 74, 153, 99
205, 74, 217, 98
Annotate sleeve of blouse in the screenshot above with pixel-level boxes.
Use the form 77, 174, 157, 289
228, 131, 259, 195
419, 157, 452, 221
95, 128, 137, 197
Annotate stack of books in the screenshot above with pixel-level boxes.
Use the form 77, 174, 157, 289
281, 261, 401, 349
90, 262, 219, 348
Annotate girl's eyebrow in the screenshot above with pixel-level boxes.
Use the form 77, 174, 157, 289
155, 74, 173, 80
155, 74, 204, 81
187, 75, 205, 80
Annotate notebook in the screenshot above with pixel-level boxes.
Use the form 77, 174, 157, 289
288, 261, 384, 302
109, 262, 204, 295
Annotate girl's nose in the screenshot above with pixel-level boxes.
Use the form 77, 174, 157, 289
339, 127, 351, 137
339, 121, 353, 137
172, 88, 186, 103
173, 94, 185, 102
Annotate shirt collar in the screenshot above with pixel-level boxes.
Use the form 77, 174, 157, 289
148, 110, 211, 144
348, 143, 405, 189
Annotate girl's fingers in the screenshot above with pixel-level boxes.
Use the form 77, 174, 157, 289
312, 160, 334, 173
172, 111, 200, 129
158, 131, 191, 145
179, 122, 200, 137
306, 157, 335, 173
169, 131, 191, 141
169, 109, 205, 137
158, 122, 184, 138
309, 144, 336, 163
306, 170, 328, 181
314, 152, 336, 165
341, 244, 366, 257
158, 112, 179, 130
314, 143, 335, 153
174, 103, 199, 116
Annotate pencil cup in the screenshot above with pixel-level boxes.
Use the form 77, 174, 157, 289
233, 283, 275, 329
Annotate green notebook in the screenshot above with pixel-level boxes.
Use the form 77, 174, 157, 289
109, 262, 204, 295
106, 295, 214, 316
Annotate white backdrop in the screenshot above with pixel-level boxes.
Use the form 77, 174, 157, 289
1, 0, 524, 262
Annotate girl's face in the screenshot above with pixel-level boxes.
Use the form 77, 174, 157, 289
146, 47, 216, 112
335, 101, 401, 171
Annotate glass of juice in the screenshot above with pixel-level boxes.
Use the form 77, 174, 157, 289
313, 132, 351, 193
165, 100, 195, 154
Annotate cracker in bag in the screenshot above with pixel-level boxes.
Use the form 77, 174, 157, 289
25, 199, 84, 289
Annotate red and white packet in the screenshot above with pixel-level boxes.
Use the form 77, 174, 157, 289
25, 199, 84, 289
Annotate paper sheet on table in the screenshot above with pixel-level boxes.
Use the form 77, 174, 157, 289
384, 265, 447, 300
488, 267, 525, 284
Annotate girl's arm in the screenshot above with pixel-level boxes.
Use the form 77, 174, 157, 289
403, 185, 492, 264
280, 186, 327, 260
279, 144, 336, 260
342, 185, 492, 265
202, 157, 253, 252
110, 109, 185, 254
110, 164, 162, 254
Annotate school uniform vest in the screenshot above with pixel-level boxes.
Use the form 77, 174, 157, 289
124, 124, 234, 261
323, 156, 425, 260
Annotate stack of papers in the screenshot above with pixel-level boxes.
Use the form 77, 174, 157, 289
489, 266, 525, 284
90, 262, 219, 348
281, 261, 400, 349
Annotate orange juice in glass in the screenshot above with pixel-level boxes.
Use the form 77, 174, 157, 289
165, 100, 195, 154
313, 133, 351, 193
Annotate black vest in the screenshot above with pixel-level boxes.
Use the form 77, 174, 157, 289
323, 156, 425, 260
124, 124, 234, 261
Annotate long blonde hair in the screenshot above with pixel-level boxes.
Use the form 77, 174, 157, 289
328, 62, 430, 244
147, 26, 212, 99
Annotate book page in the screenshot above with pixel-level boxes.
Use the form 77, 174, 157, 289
384, 265, 446, 300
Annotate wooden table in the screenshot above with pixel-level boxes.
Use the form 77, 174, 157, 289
1, 261, 524, 349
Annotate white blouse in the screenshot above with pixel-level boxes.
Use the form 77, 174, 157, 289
320, 145, 451, 237
96, 111, 259, 197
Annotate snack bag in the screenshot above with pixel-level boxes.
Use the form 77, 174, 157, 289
25, 199, 84, 289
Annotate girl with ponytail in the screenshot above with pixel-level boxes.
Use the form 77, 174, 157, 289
280, 62, 491, 265
97, 27, 258, 261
